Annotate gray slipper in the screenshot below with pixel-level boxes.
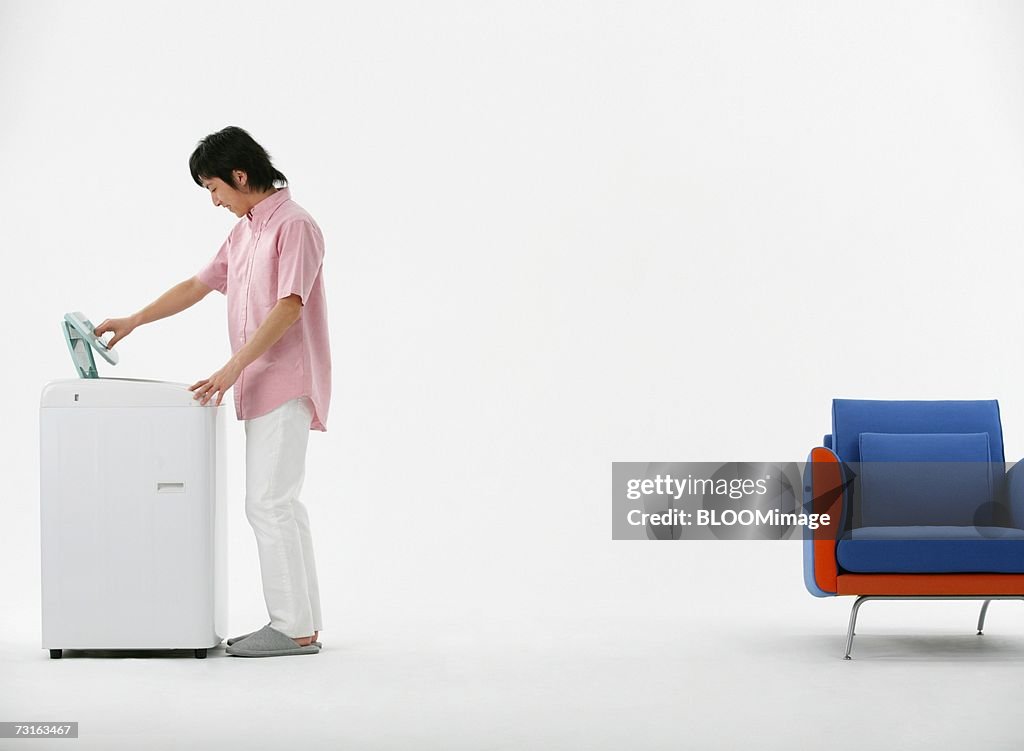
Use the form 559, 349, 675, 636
227, 625, 321, 648
226, 624, 268, 646
226, 625, 321, 657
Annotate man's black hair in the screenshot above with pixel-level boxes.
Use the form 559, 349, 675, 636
189, 126, 287, 192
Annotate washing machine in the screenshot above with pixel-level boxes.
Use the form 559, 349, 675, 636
40, 312, 227, 658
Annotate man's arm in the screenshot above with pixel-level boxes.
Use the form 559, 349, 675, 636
189, 294, 303, 406
134, 276, 213, 326
95, 276, 213, 347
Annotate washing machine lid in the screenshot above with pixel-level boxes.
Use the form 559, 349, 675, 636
62, 311, 118, 379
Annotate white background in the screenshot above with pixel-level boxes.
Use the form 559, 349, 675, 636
3, 2, 1024, 749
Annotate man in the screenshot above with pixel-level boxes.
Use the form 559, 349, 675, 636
95, 126, 331, 658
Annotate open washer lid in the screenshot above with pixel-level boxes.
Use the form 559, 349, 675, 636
62, 311, 118, 378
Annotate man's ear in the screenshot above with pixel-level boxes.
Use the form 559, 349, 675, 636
233, 170, 248, 189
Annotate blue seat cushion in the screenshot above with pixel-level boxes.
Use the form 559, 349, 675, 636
837, 526, 1024, 573
858, 432, 993, 527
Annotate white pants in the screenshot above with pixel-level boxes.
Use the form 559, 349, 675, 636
244, 396, 322, 638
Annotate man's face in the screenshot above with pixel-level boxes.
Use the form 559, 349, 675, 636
201, 174, 248, 217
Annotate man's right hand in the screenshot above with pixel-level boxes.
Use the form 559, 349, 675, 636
94, 315, 139, 348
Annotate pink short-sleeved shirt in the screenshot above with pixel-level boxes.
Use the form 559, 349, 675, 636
196, 187, 331, 431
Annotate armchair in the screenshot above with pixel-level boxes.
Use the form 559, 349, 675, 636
804, 399, 1024, 658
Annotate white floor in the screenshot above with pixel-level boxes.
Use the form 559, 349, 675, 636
6, 591, 1024, 750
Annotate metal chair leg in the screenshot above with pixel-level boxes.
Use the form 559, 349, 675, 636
841, 595, 1024, 658
845, 596, 870, 659
977, 600, 992, 635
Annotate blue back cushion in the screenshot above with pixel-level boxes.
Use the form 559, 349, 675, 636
858, 432, 993, 526
832, 400, 1004, 464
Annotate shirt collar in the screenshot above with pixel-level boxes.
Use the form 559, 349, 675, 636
246, 187, 290, 227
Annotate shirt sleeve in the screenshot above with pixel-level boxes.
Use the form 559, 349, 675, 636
196, 236, 229, 295
277, 218, 324, 304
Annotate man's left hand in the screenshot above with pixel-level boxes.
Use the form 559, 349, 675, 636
190, 359, 243, 406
